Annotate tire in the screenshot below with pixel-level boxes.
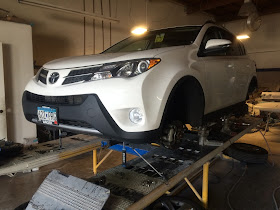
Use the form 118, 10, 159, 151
224, 143, 268, 164
149, 196, 203, 210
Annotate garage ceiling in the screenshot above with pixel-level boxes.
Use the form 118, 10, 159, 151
172, 0, 280, 21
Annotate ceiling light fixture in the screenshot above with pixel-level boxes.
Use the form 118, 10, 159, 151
131, 27, 147, 35
237, 35, 250, 40
238, 0, 257, 17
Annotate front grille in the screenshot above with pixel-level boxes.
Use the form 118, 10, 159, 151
63, 75, 92, 85
62, 66, 101, 85
38, 69, 48, 84
26, 92, 88, 106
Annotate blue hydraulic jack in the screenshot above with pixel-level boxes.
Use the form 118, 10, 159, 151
93, 141, 149, 175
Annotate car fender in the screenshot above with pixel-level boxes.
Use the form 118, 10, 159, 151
141, 46, 206, 129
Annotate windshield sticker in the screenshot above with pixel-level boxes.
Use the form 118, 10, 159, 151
155, 33, 165, 43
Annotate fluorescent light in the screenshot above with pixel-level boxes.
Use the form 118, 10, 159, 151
131, 27, 147, 35
237, 35, 250, 40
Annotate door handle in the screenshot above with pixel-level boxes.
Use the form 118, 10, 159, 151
228, 64, 234, 68
0, 110, 3, 113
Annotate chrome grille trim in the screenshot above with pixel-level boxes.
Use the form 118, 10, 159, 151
38, 69, 48, 84
62, 66, 102, 85
64, 73, 93, 78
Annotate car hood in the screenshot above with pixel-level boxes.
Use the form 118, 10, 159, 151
43, 46, 185, 70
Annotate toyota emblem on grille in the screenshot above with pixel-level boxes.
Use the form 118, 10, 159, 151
49, 72, 60, 84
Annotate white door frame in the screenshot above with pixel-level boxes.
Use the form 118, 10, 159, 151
0, 42, 7, 141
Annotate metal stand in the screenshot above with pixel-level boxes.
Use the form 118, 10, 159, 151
198, 127, 223, 147
184, 162, 209, 209
264, 112, 271, 135
122, 142, 127, 168
221, 116, 231, 134
133, 148, 167, 182
259, 114, 273, 155
58, 129, 63, 149
93, 148, 113, 175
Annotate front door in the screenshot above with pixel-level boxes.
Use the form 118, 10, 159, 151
0, 43, 7, 141
198, 26, 234, 113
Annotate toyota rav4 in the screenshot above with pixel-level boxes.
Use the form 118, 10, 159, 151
22, 22, 257, 147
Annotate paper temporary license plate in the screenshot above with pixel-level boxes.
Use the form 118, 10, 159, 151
37, 106, 58, 125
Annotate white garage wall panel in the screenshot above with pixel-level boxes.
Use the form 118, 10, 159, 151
0, 20, 36, 143
0, 43, 7, 141
0, 0, 211, 65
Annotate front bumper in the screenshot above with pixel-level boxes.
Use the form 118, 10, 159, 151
22, 91, 159, 142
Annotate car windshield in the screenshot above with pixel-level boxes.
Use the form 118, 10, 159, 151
103, 26, 202, 53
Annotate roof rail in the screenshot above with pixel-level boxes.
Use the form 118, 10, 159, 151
203, 20, 216, 26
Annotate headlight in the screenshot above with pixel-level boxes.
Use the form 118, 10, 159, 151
90, 58, 161, 81
116, 62, 135, 77
91, 71, 112, 81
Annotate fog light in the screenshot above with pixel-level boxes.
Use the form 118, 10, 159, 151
129, 108, 144, 124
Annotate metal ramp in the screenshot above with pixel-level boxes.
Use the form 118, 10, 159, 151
27, 170, 110, 210
0, 134, 102, 176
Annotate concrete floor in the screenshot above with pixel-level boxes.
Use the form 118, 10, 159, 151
0, 124, 280, 210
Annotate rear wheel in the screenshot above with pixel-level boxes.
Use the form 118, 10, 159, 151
233, 78, 258, 118
247, 77, 258, 102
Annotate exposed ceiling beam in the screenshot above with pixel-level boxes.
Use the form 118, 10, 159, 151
258, 2, 280, 15
172, 0, 280, 22
179, 0, 242, 14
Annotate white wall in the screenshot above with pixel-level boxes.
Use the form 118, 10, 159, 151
0, 0, 211, 65
0, 21, 36, 143
224, 13, 280, 90
0, 43, 7, 141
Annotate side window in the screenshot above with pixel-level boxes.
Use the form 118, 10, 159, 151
237, 42, 244, 55
239, 42, 247, 55
219, 29, 241, 56
198, 27, 223, 57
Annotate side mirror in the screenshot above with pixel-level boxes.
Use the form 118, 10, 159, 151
205, 39, 232, 50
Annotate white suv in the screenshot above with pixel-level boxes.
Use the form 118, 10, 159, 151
22, 23, 257, 146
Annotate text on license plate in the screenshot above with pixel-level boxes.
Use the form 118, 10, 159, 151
37, 106, 58, 125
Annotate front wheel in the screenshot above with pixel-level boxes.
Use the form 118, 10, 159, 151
160, 121, 185, 149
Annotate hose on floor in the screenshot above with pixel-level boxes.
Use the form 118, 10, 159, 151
227, 164, 248, 210
273, 186, 280, 210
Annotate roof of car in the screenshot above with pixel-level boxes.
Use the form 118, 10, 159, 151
149, 25, 202, 32
148, 20, 216, 32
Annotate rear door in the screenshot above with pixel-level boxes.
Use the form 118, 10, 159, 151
0, 43, 7, 141
219, 29, 251, 102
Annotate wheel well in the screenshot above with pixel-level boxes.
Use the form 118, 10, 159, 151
162, 76, 205, 127
248, 76, 258, 94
